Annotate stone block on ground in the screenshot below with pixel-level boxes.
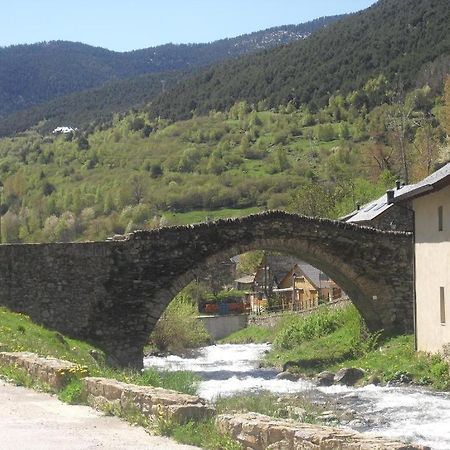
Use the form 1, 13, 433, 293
216, 413, 430, 450
83, 377, 215, 424
0, 351, 80, 390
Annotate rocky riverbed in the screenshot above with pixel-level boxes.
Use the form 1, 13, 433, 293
144, 343, 450, 449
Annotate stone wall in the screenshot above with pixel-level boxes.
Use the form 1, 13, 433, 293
216, 413, 429, 450
371, 204, 414, 232
83, 377, 214, 424
0, 352, 81, 390
198, 314, 248, 340
0, 212, 414, 367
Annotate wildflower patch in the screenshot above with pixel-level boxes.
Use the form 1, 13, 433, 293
0, 351, 88, 390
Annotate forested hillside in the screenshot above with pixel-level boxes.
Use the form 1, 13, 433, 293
149, 0, 450, 121
0, 0, 448, 246
0, 71, 186, 137
0, 75, 448, 244
0, 15, 344, 118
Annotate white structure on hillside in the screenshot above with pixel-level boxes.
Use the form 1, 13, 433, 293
52, 126, 76, 134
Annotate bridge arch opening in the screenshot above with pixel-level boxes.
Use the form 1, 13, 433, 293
148, 238, 387, 339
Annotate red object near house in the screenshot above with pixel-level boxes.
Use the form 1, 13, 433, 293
204, 302, 219, 314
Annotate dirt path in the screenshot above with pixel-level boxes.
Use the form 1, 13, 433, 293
0, 380, 200, 450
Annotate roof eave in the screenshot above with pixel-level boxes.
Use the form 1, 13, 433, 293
393, 185, 434, 203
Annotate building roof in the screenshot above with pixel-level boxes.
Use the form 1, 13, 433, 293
257, 255, 332, 290
344, 183, 413, 223
394, 163, 450, 202
294, 261, 332, 289
263, 255, 300, 285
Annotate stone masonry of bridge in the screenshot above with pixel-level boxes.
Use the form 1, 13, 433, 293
0, 212, 414, 368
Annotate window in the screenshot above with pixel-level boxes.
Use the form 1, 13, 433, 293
438, 206, 444, 231
440, 287, 446, 325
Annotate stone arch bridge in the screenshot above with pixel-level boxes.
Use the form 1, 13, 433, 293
0, 212, 414, 367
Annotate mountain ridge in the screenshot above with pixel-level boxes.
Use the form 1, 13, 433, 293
148, 0, 450, 121
0, 15, 346, 119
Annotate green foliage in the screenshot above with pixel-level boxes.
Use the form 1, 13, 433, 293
221, 325, 274, 344
0, 307, 106, 367
0, 364, 36, 389
157, 418, 243, 450
216, 392, 327, 424
0, 73, 445, 244
349, 328, 384, 358
0, 307, 200, 396
150, 291, 210, 352
236, 251, 264, 275
273, 307, 345, 350
205, 290, 248, 302
100, 367, 200, 396
58, 378, 84, 404
241, 304, 450, 391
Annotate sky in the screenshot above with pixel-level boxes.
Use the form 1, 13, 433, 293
0, 1, 377, 52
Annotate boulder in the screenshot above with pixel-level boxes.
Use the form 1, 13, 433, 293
276, 371, 300, 381
334, 367, 365, 386
316, 371, 335, 386
367, 374, 382, 386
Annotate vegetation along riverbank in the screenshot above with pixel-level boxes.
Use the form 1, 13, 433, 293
224, 304, 450, 391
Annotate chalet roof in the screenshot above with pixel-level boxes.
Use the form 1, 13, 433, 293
394, 163, 450, 202
344, 183, 413, 223
294, 261, 332, 289
260, 255, 332, 289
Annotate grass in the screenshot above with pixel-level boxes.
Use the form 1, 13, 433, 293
162, 206, 260, 226
58, 378, 84, 404
0, 306, 200, 395
99, 366, 200, 396
156, 417, 242, 450
0, 306, 230, 447
0, 307, 105, 367
215, 392, 327, 424
0, 363, 49, 391
343, 334, 450, 390
220, 325, 274, 344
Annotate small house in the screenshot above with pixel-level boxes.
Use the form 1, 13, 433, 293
253, 255, 342, 312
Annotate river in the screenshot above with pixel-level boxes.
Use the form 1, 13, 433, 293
144, 343, 450, 449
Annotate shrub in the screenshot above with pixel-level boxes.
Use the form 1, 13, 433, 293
151, 292, 210, 352
273, 307, 344, 350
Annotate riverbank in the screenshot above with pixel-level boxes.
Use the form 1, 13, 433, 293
0, 306, 241, 449
144, 341, 450, 448
0, 380, 199, 450
223, 304, 450, 391
0, 307, 199, 396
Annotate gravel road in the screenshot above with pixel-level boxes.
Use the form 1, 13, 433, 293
0, 380, 200, 450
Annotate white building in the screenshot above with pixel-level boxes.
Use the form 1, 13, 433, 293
395, 163, 450, 355
52, 126, 76, 134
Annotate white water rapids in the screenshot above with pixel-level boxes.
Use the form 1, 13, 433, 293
144, 343, 450, 449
